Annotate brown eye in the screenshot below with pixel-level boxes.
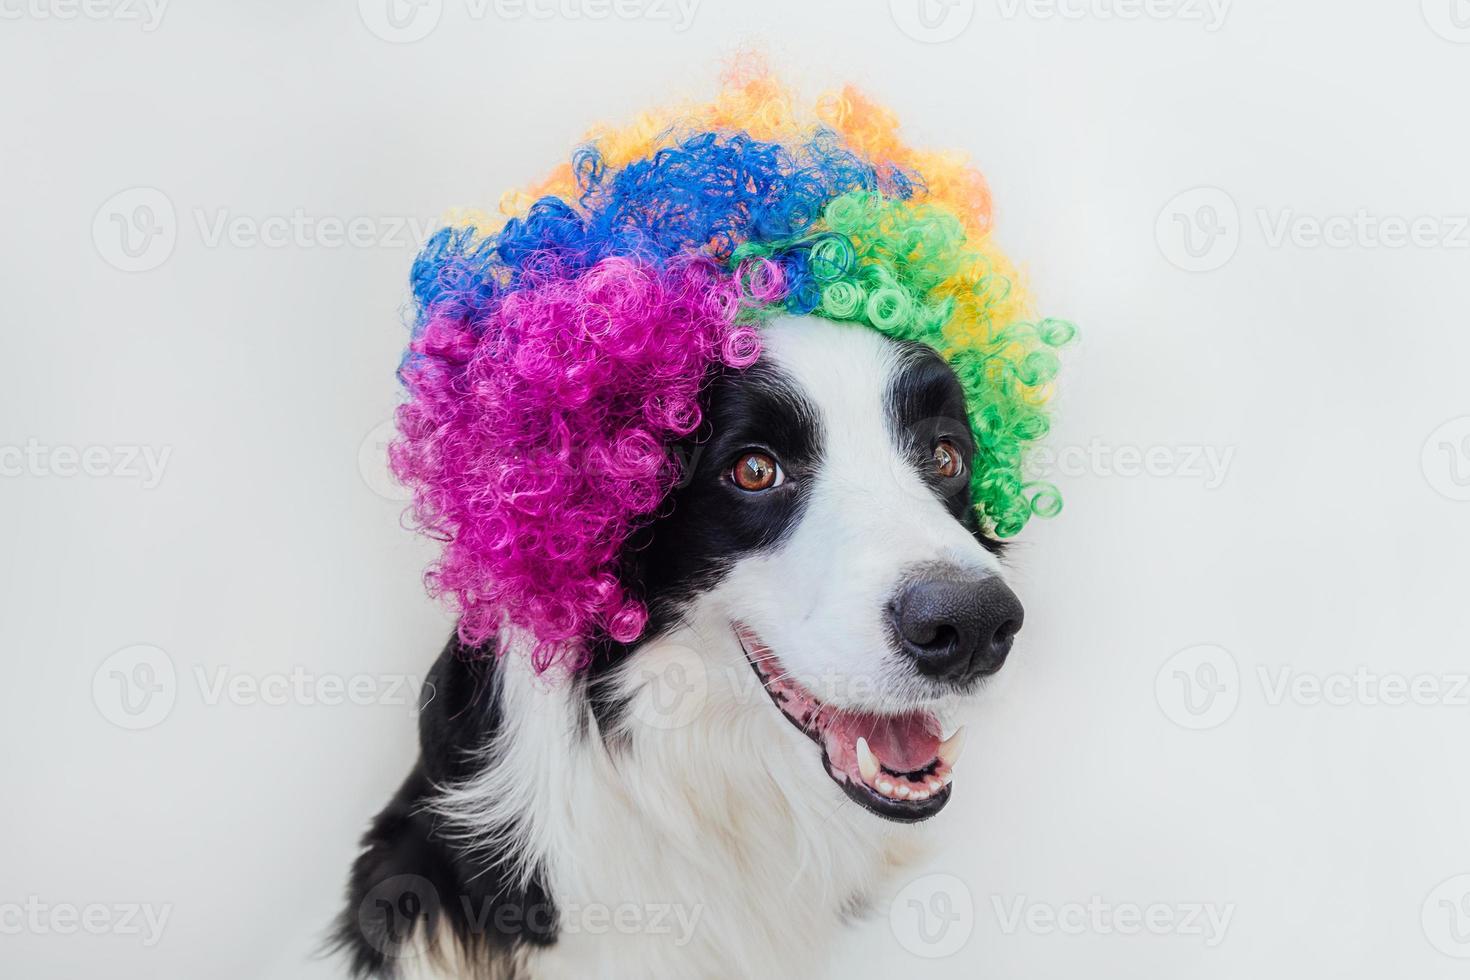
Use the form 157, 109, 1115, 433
731, 451, 783, 492
934, 440, 964, 479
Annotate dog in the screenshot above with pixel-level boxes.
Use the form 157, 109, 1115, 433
330, 60, 1074, 977
332, 312, 1026, 978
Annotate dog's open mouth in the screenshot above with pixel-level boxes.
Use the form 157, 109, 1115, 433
735, 625, 962, 823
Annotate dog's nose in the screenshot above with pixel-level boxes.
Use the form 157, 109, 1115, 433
888, 571, 1024, 684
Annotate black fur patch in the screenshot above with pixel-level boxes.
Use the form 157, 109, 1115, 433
583, 358, 825, 739
330, 636, 556, 978
885, 343, 1006, 555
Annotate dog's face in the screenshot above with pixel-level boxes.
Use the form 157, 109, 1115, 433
621, 314, 1024, 823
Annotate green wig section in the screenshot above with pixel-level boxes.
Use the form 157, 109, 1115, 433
732, 190, 1076, 538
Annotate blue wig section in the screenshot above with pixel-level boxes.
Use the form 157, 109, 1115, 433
406, 126, 919, 341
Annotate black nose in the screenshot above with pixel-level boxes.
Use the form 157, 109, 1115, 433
888, 570, 1024, 684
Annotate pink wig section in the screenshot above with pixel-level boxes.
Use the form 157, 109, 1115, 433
391, 256, 766, 669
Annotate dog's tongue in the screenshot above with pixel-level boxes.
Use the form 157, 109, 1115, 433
820, 707, 942, 774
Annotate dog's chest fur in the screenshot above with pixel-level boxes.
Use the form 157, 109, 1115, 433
432, 623, 934, 979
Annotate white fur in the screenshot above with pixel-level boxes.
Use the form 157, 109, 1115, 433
429, 317, 1009, 978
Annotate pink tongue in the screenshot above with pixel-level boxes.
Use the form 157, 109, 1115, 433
823, 709, 942, 774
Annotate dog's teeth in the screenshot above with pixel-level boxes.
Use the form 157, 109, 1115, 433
878, 780, 895, 796
927, 778, 943, 792
937, 726, 967, 768
855, 737, 879, 784
911, 789, 930, 801
895, 784, 911, 799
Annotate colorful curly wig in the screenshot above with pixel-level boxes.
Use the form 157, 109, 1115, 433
391, 60, 1075, 669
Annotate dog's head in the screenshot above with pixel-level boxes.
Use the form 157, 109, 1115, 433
621, 313, 1022, 821
390, 67, 1073, 825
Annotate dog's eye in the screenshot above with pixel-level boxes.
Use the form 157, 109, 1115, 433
730, 451, 783, 492
933, 440, 964, 479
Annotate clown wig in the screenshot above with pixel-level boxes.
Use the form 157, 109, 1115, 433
390, 62, 1076, 668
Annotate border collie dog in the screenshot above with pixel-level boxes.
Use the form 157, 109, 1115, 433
335, 315, 1026, 978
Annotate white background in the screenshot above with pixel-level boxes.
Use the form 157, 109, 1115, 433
4, 0, 1470, 977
